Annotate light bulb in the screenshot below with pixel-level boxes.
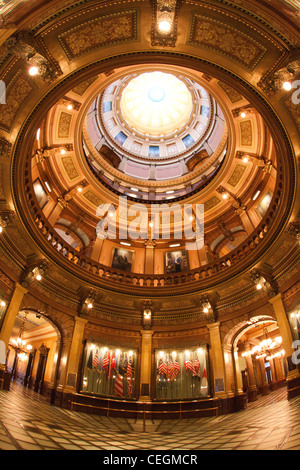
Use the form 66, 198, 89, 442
158, 20, 171, 33
87, 303, 93, 309
29, 66, 39, 76
256, 283, 262, 290
36, 274, 42, 281
283, 81, 292, 91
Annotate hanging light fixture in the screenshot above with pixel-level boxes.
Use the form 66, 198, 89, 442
242, 326, 283, 359
9, 312, 33, 356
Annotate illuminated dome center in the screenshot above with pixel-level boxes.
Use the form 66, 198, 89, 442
120, 72, 193, 136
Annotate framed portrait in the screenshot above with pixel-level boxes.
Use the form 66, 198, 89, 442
164, 250, 189, 274
33, 178, 50, 209
111, 247, 134, 272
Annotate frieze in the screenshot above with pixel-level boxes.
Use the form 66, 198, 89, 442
57, 10, 138, 60
189, 14, 267, 71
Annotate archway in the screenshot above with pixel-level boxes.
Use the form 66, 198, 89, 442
223, 315, 287, 404
6, 309, 62, 400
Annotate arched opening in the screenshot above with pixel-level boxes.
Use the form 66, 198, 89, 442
6, 309, 62, 400
224, 315, 287, 406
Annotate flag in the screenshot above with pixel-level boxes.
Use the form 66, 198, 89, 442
114, 374, 123, 397
173, 360, 180, 379
87, 349, 93, 371
97, 349, 103, 374
102, 350, 110, 379
192, 356, 201, 378
158, 358, 167, 377
184, 352, 195, 375
201, 367, 208, 393
92, 350, 99, 369
109, 351, 116, 377
126, 359, 134, 397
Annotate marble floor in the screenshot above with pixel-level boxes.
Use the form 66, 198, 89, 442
0, 382, 299, 451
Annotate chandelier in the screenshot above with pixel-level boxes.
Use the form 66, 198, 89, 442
242, 326, 284, 361
9, 312, 33, 360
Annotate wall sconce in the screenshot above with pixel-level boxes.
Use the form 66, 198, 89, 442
142, 301, 152, 329
80, 290, 97, 316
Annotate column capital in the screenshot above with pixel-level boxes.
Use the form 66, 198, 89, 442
207, 321, 220, 330
140, 329, 154, 337
268, 292, 282, 305
74, 316, 88, 327
14, 282, 28, 296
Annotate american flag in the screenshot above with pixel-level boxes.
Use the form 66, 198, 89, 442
173, 360, 180, 379
109, 352, 116, 377
158, 358, 167, 377
92, 350, 99, 369
184, 352, 195, 375
102, 351, 110, 379
114, 374, 123, 397
126, 360, 133, 397
192, 357, 201, 377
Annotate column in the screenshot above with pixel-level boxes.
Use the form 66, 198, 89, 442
139, 330, 154, 401
244, 342, 258, 401
144, 240, 156, 275
61, 316, 88, 393
90, 237, 104, 262
239, 210, 255, 236
0, 283, 28, 349
269, 357, 278, 391
48, 198, 68, 226
269, 294, 300, 382
207, 322, 227, 397
258, 357, 269, 395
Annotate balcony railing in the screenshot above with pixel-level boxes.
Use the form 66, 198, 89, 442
25, 176, 283, 290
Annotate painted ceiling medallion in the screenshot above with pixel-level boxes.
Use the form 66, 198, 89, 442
119, 72, 193, 136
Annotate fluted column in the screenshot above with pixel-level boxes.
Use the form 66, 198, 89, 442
245, 342, 258, 401
60, 316, 88, 393
258, 357, 269, 395
139, 330, 154, 401
269, 293, 300, 396
0, 283, 28, 349
207, 322, 227, 397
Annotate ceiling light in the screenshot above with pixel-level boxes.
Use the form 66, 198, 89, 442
130, 187, 139, 192
240, 112, 246, 118
36, 128, 41, 141
256, 283, 262, 290
203, 307, 209, 313
120, 242, 131, 246
60, 149, 66, 155
0, 301, 6, 307
0, 226, 3, 234
243, 156, 249, 163
87, 303, 93, 309
222, 193, 229, 200
36, 274, 42, 281
169, 244, 180, 248
158, 19, 171, 33
283, 81, 292, 91
67, 104, 73, 110
77, 187, 83, 193
166, 190, 174, 194
29, 66, 39, 76
253, 190, 261, 201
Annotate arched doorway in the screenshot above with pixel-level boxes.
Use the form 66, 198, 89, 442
224, 315, 287, 405
6, 309, 62, 400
